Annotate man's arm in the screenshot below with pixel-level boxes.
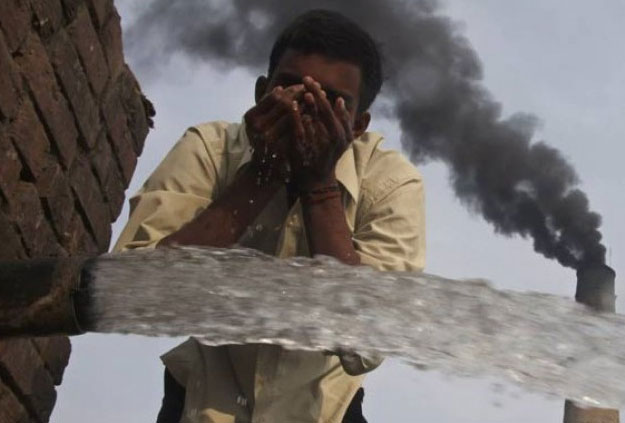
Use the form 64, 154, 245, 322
299, 179, 360, 265
158, 166, 280, 248
291, 77, 425, 376
158, 85, 306, 248
291, 77, 361, 264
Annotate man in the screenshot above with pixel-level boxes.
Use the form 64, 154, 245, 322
115, 9, 425, 423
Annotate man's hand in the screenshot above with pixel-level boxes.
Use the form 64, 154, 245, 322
244, 84, 306, 183
290, 76, 354, 190
159, 87, 308, 249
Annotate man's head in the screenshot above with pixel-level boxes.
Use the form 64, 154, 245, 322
255, 10, 383, 136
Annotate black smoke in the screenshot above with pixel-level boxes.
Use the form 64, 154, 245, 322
125, 0, 605, 269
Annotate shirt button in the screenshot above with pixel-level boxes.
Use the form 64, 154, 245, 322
236, 394, 247, 406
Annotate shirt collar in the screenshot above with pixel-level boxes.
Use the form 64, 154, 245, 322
334, 146, 359, 201
236, 122, 360, 201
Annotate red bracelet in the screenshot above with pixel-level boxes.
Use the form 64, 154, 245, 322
300, 189, 342, 205
299, 184, 341, 195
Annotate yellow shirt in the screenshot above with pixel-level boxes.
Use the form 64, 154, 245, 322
114, 121, 425, 423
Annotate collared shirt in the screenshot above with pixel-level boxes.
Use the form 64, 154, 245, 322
113, 121, 425, 423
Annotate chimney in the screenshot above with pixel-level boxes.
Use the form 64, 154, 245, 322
575, 264, 616, 312
564, 264, 618, 423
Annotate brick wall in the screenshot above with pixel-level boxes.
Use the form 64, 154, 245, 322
0, 0, 153, 421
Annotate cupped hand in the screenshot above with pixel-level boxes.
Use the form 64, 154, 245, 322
244, 84, 306, 183
289, 76, 354, 189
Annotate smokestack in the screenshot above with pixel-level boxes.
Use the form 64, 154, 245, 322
575, 264, 616, 312
0, 258, 96, 337
563, 266, 618, 422
563, 404, 619, 423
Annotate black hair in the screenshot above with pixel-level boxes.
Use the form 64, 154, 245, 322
268, 9, 383, 113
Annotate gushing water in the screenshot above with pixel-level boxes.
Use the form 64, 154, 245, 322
87, 247, 625, 408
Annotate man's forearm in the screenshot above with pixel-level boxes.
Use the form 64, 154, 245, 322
300, 181, 360, 265
158, 166, 281, 248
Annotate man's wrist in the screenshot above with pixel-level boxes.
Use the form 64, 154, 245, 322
299, 178, 342, 207
296, 174, 338, 193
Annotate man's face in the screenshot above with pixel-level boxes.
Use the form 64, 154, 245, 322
261, 49, 365, 124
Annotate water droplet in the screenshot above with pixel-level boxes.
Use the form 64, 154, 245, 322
255, 224, 264, 232
249, 199, 254, 204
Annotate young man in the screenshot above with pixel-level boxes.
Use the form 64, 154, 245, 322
115, 9, 425, 423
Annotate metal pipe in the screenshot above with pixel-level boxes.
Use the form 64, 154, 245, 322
563, 264, 619, 423
0, 257, 96, 337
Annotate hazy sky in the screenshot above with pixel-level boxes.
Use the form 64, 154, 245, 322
52, 1, 625, 422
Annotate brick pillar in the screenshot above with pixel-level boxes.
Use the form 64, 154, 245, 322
0, 0, 153, 421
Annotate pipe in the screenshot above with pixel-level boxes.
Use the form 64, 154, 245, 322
0, 257, 96, 337
564, 264, 619, 423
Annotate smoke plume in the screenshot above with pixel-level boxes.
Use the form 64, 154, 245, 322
126, 0, 605, 269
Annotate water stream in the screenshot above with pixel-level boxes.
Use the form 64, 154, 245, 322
86, 247, 625, 408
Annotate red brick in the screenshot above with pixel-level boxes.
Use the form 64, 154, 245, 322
102, 85, 137, 185
7, 182, 65, 257
0, 133, 22, 198
32, 337, 71, 386
99, 8, 124, 80
36, 163, 74, 239
47, 29, 100, 149
9, 100, 54, 182
60, 0, 82, 22
61, 212, 84, 253
30, 0, 64, 39
119, 68, 153, 154
0, 0, 30, 53
90, 130, 112, 185
0, 339, 56, 422
104, 157, 126, 219
0, 381, 30, 423
0, 32, 22, 122
0, 208, 26, 260
63, 212, 98, 255
69, 158, 112, 252
68, 4, 109, 97
90, 132, 126, 218
14, 32, 78, 168
111, 132, 136, 188
78, 226, 100, 254
86, 0, 113, 29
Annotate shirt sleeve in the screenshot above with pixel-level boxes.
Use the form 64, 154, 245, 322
353, 176, 426, 272
113, 126, 220, 252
